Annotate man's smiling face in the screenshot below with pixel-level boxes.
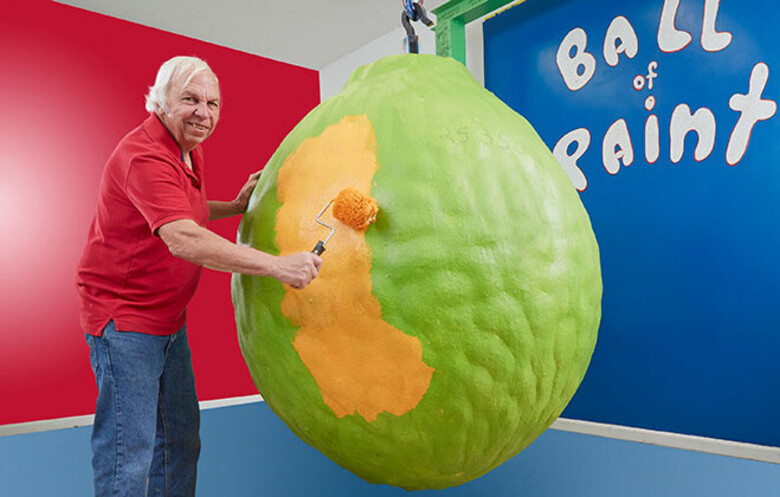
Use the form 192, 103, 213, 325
159, 68, 220, 153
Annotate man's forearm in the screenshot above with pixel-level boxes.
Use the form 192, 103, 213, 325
208, 200, 241, 221
159, 219, 321, 289
161, 219, 278, 277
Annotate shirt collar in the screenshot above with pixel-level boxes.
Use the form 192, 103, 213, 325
143, 113, 203, 184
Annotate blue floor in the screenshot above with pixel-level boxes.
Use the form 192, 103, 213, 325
1, 402, 778, 496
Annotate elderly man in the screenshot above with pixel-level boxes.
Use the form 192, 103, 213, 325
76, 56, 321, 496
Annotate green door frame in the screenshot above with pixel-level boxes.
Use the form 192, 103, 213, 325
432, 0, 524, 64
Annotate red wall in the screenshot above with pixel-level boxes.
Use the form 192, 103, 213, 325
0, 0, 320, 424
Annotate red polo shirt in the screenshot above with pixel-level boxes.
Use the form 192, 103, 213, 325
76, 114, 210, 336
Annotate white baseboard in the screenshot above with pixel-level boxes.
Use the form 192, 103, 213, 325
2, 396, 778, 465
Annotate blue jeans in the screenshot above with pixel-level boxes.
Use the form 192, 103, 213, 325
86, 321, 200, 496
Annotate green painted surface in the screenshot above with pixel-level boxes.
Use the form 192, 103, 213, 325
433, 0, 519, 63
232, 54, 601, 490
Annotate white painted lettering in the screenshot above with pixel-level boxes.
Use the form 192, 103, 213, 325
645, 96, 660, 163
604, 16, 639, 67
670, 104, 717, 163
658, 0, 692, 53
701, 0, 732, 52
646, 61, 659, 90
727, 63, 777, 166
645, 115, 660, 164
557, 28, 597, 91
603, 119, 634, 174
553, 128, 591, 191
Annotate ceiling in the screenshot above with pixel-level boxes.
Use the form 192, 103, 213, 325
54, 0, 449, 70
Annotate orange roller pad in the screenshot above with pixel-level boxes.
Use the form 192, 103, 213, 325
332, 188, 378, 232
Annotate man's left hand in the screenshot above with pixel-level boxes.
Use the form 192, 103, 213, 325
233, 170, 262, 213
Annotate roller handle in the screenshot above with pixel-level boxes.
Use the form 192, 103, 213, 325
312, 241, 326, 256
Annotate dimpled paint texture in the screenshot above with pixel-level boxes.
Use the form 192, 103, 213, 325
232, 54, 601, 490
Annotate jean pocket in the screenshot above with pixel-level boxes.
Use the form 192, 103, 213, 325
85, 333, 99, 376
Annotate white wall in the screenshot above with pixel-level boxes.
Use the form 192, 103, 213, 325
320, 21, 485, 100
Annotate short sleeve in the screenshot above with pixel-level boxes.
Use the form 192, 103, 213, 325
125, 156, 196, 234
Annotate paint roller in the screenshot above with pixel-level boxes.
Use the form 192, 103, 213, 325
312, 188, 378, 255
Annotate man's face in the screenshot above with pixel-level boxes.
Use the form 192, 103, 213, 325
159, 69, 221, 153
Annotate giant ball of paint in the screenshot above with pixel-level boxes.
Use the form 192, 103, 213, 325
232, 54, 601, 490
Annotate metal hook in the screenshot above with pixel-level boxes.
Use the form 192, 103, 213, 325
402, 1, 434, 54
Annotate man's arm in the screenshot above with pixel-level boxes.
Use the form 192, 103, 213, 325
158, 219, 321, 289
208, 171, 262, 221
208, 200, 242, 221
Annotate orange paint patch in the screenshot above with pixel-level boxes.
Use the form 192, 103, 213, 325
276, 115, 434, 422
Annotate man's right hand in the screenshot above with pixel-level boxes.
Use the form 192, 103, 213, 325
274, 252, 323, 290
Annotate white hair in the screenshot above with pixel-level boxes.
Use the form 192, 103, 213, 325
144, 56, 218, 113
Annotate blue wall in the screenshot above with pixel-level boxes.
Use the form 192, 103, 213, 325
484, 0, 779, 447
1, 402, 778, 496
